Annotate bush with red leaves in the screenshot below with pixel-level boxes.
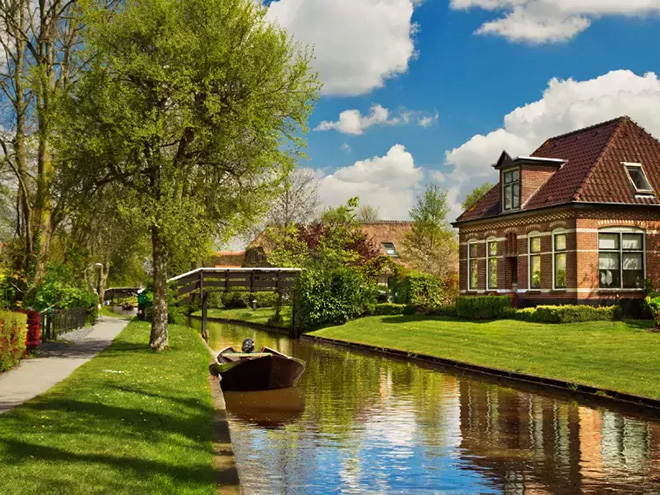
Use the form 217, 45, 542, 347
20, 310, 41, 354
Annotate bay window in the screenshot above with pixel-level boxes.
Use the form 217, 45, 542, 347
598, 231, 645, 289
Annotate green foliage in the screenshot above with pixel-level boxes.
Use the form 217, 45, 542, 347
0, 310, 28, 372
295, 266, 376, 331
455, 296, 513, 320
219, 291, 280, 309
394, 272, 446, 310
26, 264, 98, 324
514, 305, 622, 323
403, 183, 458, 279
428, 305, 458, 317
645, 295, 660, 327
461, 181, 494, 211
364, 303, 407, 316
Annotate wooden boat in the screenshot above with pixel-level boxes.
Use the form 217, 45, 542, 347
210, 341, 305, 392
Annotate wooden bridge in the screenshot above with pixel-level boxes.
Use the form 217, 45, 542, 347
168, 268, 302, 338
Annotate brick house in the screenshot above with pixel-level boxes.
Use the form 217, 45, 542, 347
452, 116, 660, 312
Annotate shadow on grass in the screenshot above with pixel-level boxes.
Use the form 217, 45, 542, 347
0, 438, 215, 489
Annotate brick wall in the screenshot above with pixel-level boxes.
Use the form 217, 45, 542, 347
458, 205, 660, 306
520, 164, 559, 207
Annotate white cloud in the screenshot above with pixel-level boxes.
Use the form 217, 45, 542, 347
319, 144, 423, 219
266, 0, 420, 95
451, 0, 660, 43
316, 104, 397, 135
446, 69, 660, 184
316, 105, 437, 134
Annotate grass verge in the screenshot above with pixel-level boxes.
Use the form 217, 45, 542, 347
310, 315, 660, 399
192, 306, 292, 329
0, 320, 216, 495
99, 307, 132, 319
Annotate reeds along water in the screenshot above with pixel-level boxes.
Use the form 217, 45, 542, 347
193, 318, 660, 494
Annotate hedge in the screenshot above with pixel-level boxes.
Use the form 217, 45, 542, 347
428, 305, 458, 317
22, 310, 41, 353
0, 311, 28, 372
363, 303, 408, 316
515, 305, 622, 323
455, 296, 513, 320
394, 273, 445, 310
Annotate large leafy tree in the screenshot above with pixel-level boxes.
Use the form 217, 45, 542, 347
403, 183, 458, 279
60, 0, 319, 350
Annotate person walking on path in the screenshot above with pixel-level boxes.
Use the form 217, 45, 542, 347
0, 316, 130, 414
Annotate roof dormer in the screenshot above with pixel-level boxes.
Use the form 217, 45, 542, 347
493, 151, 565, 213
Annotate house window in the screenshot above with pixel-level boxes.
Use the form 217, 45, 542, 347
528, 234, 541, 290
468, 242, 479, 290
553, 232, 567, 289
623, 163, 653, 194
598, 231, 645, 289
382, 242, 399, 258
487, 240, 498, 290
502, 168, 520, 211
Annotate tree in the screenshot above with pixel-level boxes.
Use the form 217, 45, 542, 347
403, 183, 458, 279
357, 205, 380, 223
60, 0, 319, 350
269, 168, 320, 226
0, 0, 112, 285
461, 181, 494, 211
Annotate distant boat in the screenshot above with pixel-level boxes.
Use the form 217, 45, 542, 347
210, 339, 305, 392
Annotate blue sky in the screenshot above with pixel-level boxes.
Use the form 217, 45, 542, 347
264, 0, 660, 221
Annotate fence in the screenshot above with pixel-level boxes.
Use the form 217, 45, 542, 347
39, 307, 88, 342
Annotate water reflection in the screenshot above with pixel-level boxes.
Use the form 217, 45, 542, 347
223, 388, 305, 427
192, 319, 660, 494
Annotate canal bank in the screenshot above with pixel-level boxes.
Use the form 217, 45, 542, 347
194, 313, 660, 415
194, 318, 660, 494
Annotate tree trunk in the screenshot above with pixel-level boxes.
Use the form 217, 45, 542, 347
150, 224, 169, 351
98, 260, 110, 306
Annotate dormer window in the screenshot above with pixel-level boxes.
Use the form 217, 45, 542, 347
623, 163, 653, 194
502, 168, 520, 211
382, 242, 399, 258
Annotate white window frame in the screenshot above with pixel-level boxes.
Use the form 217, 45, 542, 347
502, 167, 521, 212
528, 232, 542, 291
552, 229, 567, 290
623, 162, 653, 194
487, 238, 498, 290
598, 227, 646, 290
468, 240, 479, 291
382, 242, 399, 258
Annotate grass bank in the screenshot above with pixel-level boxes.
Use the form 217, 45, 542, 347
0, 320, 217, 495
192, 306, 292, 329
310, 316, 660, 400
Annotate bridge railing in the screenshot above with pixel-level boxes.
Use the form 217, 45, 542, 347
39, 307, 88, 342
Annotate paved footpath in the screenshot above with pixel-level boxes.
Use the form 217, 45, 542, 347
0, 317, 130, 414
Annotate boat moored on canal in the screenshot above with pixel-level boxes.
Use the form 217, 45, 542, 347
210, 339, 305, 391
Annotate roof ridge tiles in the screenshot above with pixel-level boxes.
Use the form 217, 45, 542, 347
539, 116, 628, 144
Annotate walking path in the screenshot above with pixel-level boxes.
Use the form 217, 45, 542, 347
0, 316, 130, 414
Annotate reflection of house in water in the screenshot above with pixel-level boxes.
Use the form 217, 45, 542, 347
457, 381, 660, 493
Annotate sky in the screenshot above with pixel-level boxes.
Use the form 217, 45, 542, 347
262, 0, 660, 224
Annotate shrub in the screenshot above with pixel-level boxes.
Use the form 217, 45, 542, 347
515, 305, 622, 323
645, 295, 660, 327
394, 273, 445, 310
0, 311, 28, 372
428, 305, 457, 317
372, 303, 407, 316
402, 304, 417, 315
295, 266, 375, 331
21, 310, 41, 353
455, 295, 512, 320
220, 291, 280, 309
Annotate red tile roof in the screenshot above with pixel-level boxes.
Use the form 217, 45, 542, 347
454, 116, 660, 224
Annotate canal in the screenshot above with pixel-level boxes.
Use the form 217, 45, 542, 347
193, 319, 660, 494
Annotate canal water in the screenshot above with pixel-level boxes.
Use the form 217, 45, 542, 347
193, 319, 660, 494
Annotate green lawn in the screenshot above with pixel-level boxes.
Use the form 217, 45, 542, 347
0, 321, 217, 495
99, 306, 133, 319
192, 306, 292, 329
310, 316, 660, 399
